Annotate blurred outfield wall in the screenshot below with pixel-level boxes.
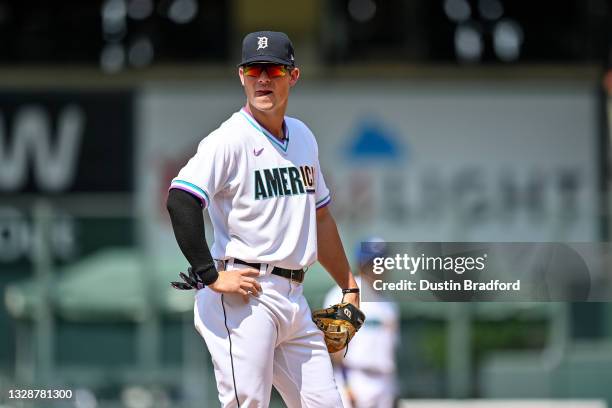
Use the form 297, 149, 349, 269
0, 74, 607, 406
138, 79, 601, 268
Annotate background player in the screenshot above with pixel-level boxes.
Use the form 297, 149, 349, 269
324, 237, 400, 408
166, 31, 360, 407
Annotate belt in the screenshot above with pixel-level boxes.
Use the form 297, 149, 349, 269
233, 259, 305, 283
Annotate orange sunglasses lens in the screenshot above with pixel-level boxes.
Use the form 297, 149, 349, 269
244, 64, 288, 78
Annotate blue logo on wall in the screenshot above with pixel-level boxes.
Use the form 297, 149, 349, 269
344, 118, 405, 162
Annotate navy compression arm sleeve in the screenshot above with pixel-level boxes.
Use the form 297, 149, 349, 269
166, 188, 219, 285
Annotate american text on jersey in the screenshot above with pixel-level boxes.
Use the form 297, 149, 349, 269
254, 165, 316, 200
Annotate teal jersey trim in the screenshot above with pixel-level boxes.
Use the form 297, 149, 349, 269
316, 194, 331, 208
240, 109, 289, 152
172, 179, 211, 203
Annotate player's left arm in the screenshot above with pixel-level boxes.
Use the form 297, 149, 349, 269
316, 206, 360, 308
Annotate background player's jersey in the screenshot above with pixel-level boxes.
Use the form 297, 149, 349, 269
170, 108, 331, 269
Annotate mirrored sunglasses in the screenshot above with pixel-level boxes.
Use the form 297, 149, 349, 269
243, 64, 290, 78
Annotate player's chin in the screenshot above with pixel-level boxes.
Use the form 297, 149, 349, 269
252, 97, 275, 111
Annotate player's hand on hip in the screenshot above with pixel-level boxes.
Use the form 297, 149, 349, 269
208, 269, 262, 303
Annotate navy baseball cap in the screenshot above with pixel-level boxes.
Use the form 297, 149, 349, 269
238, 31, 295, 67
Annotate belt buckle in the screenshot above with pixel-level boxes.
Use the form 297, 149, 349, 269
215, 259, 226, 271
290, 269, 302, 283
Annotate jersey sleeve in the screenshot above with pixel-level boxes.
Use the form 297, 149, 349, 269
312, 131, 332, 210
169, 134, 232, 209
315, 160, 331, 209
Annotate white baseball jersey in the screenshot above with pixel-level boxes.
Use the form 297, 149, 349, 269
170, 107, 331, 269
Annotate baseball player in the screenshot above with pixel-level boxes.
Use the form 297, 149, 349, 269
166, 31, 359, 408
324, 238, 400, 408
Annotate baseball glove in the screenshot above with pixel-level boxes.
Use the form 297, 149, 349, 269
312, 302, 365, 353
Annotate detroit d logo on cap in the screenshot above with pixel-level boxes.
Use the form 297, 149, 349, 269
257, 36, 268, 50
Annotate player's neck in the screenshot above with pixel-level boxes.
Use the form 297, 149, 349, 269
244, 104, 286, 141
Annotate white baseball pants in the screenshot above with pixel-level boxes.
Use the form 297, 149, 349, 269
194, 262, 344, 408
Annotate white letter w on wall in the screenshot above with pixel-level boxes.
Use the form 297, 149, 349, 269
0, 105, 84, 192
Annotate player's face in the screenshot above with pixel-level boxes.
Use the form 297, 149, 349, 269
239, 63, 300, 113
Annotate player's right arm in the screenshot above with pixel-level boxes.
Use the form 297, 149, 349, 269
166, 189, 261, 301
167, 133, 261, 302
